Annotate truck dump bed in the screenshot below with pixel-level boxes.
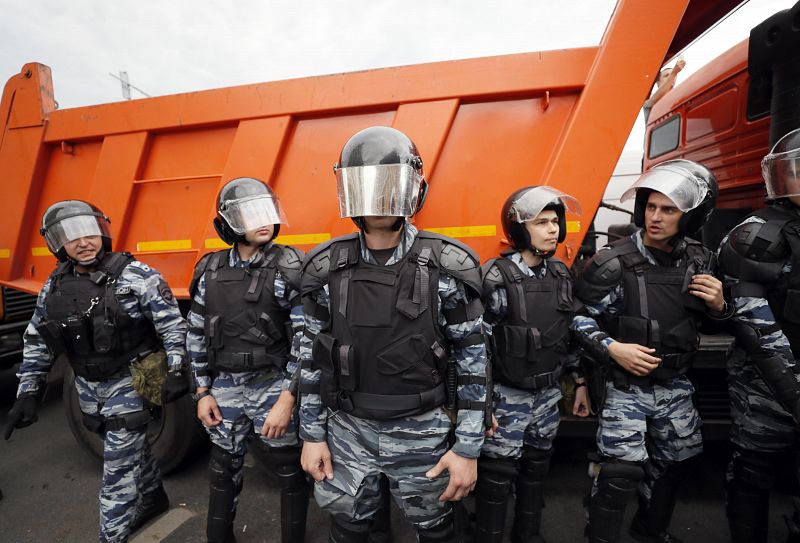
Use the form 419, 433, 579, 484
0, 1, 734, 299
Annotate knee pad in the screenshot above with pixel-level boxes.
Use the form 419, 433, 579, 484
519, 447, 552, 482
595, 459, 644, 508
210, 447, 243, 487
329, 516, 370, 543
264, 445, 306, 490
477, 456, 518, 501
731, 449, 778, 492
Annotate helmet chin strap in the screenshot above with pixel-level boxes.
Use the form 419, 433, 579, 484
668, 236, 687, 260
528, 245, 556, 259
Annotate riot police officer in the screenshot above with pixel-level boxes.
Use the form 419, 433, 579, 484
477, 185, 591, 542
5, 200, 188, 543
571, 160, 729, 543
298, 126, 489, 543
717, 127, 800, 542
187, 178, 308, 543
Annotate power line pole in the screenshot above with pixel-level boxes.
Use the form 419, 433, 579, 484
109, 71, 151, 100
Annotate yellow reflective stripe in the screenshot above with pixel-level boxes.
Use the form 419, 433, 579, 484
136, 240, 192, 252
0, 249, 10, 259
32, 247, 51, 256
426, 225, 496, 238
204, 238, 231, 249
274, 233, 331, 245
567, 220, 581, 233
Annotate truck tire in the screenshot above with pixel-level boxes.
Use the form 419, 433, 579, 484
63, 367, 207, 474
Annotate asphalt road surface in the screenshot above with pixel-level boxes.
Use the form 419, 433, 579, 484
0, 367, 796, 542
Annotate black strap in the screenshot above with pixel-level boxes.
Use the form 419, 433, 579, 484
518, 372, 558, 389
456, 399, 486, 411
450, 333, 485, 349
442, 298, 483, 324
338, 247, 350, 318
731, 281, 767, 298
414, 246, 432, 312
457, 375, 486, 386
299, 383, 320, 395
347, 384, 446, 412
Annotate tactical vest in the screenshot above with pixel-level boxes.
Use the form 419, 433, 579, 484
597, 237, 708, 382
752, 206, 800, 354
314, 233, 450, 420
36, 252, 159, 381
201, 245, 291, 373
488, 257, 574, 389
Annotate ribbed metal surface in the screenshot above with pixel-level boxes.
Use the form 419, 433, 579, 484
3, 287, 37, 321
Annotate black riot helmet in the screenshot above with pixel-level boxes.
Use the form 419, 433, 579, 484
622, 159, 718, 236
501, 185, 581, 256
334, 126, 428, 230
40, 200, 112, 263
213, 177, 287, 246
763, 127, 800, 202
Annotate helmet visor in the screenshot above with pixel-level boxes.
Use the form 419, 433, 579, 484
762, 147, 800, 200
219, 195, 288, 235
336, 164, 421, 218
43, 215, 109, 254
508, 186, 582, 223
620, 165, 710, 212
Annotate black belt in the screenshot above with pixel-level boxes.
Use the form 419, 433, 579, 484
346, 384, 446, 412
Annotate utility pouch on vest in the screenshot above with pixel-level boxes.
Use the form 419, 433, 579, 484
258, 312, 284, 343
65, 316, 92, 355
36, 321, 67, 357
616, 316, 650, 345
312, 332, 341, 408
82, 413, 105, 434
784, 290, 800, 323
337, 344, 357, 392
207, 315, 223, 350
376, 334, 442, 389
92, 315, 117, 354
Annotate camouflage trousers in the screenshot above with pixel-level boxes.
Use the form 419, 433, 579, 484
482, 383, 561, 459
206, 370, 299, 510
593, 376, 702, 502
75, 374, 162, 543
313, 407, 453, 530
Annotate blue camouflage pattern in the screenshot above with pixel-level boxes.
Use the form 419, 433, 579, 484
299, 222, 487, 527
186, 245, 304, 512
718, 215, 798, 453
16, 258, 187, 543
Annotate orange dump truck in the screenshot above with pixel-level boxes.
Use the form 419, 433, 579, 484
0, 1, 743, 469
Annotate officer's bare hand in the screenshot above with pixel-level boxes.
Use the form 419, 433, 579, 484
301, 441, 334, 482
197, 394, 223, 427
608, 342, 661, 376
572, 384, 591, 417
484, 415, 498, 438
261, 390, 295, 439
426, 450, 477, 502
689, 274, 725, 314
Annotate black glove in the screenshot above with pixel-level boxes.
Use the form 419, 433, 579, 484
161, 371, 190, 404
4, 393, 39, 440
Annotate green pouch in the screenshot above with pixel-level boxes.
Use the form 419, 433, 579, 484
131, 350, 168, 406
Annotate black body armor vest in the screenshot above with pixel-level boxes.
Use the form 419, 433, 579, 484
593, 237, 708, 382
201, 245, 291, 373
313, 233, 452, 420
488, 257, 575, 389
752, 206, 800, 354
37, 252, 159, 381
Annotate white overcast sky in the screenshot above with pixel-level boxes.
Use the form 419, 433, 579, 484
0, 0, 795, 159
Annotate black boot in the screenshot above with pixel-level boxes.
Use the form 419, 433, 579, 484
270, 446, 311, 543
511, 448, 551, 543
418, 517, 459, 543
474, 456, 518, 543
131, 484, 170, 533
587, 460, 643, 543
368, 474, 392, 543
726, 448, 776, 543
630, 462, 685, 543
207, 447, 243, 543
329, 516, 370, 543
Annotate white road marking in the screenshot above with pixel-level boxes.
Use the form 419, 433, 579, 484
130, 507, 196, 542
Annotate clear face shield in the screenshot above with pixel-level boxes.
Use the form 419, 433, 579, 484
219, 195, 288, 234
508, 186, 582, 223
335, 164, 422, 218
43, 215, 110, 254
762, 146, 800, 200
620, 164, 710, 212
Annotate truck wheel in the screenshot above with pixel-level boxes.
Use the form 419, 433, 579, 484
63, 367, 207, 474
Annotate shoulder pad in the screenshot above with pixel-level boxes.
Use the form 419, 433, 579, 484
434, 236, 481, 294
546, 257, 571, 278
718, 221, 786, 283
574, 249, 622, 304
189, 250, 227, 298
480, 259, 504, 298
301, 233, 357, 295
275, 245, 304, 292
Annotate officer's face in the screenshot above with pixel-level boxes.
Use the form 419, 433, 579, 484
64, 235, 103, 264
244, 224, 275, 245
643, 191, 682, 243
362, 216, 400, 233
524, 210, 560, 253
